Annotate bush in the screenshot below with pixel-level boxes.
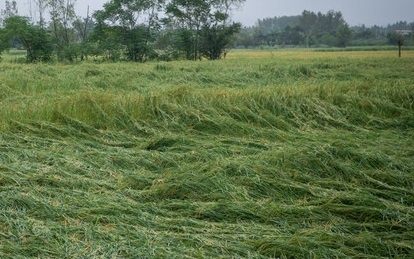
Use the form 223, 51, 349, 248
2, 16, 53, 63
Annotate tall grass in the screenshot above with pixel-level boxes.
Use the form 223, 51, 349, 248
1, 50, 414, 258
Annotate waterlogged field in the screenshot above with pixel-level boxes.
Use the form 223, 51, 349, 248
1, 50, 414, 258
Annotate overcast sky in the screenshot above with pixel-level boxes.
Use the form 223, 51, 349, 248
233, 0, 414, 26
15, 0, 414, 27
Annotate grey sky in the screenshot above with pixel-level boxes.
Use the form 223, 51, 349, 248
15, 0, 414, 27
232, 0, 414, 26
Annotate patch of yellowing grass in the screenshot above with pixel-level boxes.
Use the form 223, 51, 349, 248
228, 49, 414, 59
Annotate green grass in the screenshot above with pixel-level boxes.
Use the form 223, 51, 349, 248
314, 45, 414, 52
1, 50, 414, 258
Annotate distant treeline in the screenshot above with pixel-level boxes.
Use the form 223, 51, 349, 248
0, 0, 413, 63
0, 0, 245, 63
235, 11, 414, 48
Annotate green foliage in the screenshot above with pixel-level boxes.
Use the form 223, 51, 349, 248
171, 28, 195, 60
239, 10, 413, 48
235, 26, 255, 48
336, 24, 353, 47
2, 16, 53, 62
60, 42, 86, 62
0, 50, 413, 257
199, 23, 241, 60
387, 31, 405, 45
256, 15, 301, 35
89, 24, 123, 62
276, 25, 304, 45
166, 0, 211, 22
300, 10, 319, 47
238, 10, 351, 48
300, 10, 348, 47
0, 28, 7, 60
166, 0, 245, 60
48, 0, 77, 60
123, 25, 158, 62
91, 0, 163, 62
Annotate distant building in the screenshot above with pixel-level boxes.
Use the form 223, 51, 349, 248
395, 30, 413, 36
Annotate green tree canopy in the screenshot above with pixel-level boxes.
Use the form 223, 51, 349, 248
92, 0, 164, 62
2, 16, 53, 62
166, 0, 244, 60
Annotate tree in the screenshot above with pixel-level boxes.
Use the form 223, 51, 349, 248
48, 0, 77, 59
73, 15, 91, 42
336, 23, 352, 47
166, 0, 245, 60
170, 28, 195, 59
255, 15, 301, 36
92, 0, 164, 62
33, 0, 48, 28
1, 0, 18, 19
166, 0, 211, 60
300, 10, 318, 47
199, 22, 240, 59
278, 25, 303, 46
353, 25, 374, 40
299, 10, 350, 47
387, 31, 405, 45
320, 10, 345, 33
3, 16, 53, 62
0, 28, 7, 61
235, 26, 255, 48
1, 0, 18, 27
71, 6, 95, 61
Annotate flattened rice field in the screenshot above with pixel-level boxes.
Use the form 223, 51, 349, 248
1, 50, 413, 258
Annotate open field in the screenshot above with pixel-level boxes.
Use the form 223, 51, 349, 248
1, 50, 414, 258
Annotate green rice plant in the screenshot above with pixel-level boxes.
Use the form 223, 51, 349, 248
0, 50, 413, 258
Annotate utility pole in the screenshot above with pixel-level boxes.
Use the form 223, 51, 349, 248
397, 39, 403, 58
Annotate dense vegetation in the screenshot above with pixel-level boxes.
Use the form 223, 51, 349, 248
1, 0, 413, 63
0, 0, 244, 63
236, 14, 414, 48
1, 50, 413, 257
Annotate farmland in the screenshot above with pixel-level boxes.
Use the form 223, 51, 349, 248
1, 50, 414, 258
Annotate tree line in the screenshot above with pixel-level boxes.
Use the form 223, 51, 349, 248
236, 10, 414, 48
1, 1, 413, 63
0, 0, 244, 63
